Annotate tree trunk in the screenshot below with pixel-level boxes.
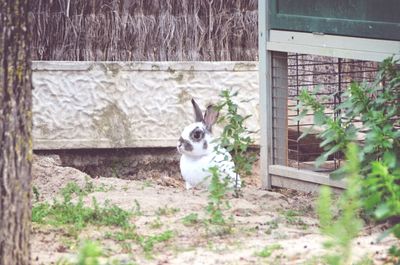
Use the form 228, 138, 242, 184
0, 0, 32, 264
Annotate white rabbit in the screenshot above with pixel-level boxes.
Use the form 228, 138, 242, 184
177, 99, 241, 190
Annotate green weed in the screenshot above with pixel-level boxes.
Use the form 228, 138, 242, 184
255, 244, 282, 258
149, 217, 163, 229
32, 190, 131, 230
317, 144, 363, 265
181, 213, 199, 226
77, 241, 102, 265
155, 206, 180, 216
206, 166, 231, 226
104, 227, 138, 242
282, 210, 308, 229
265, 218, 280, 235
388, 245, 400, 264
56, 240, 137, 265
56, 241, 102, 265
137, 230, 174, 258
141, 180, 153, 188
133, 199, 143, 216
215, 89, 257, 197
201, 90, 256, 235
104, 228, 174, 258
93, 183, 115, 193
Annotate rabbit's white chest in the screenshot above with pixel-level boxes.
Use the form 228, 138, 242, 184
180, 155, 212, 188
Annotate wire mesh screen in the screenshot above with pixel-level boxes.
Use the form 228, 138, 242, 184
272, 52, 379, 172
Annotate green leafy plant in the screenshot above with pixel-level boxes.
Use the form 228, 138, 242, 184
181, 213, 199, 226
155, 206, 180, 216
32, 182, 131, 230
56, 240, 137, 265
105, 227, 173, 258
255, 244, 282, 258
104, 227, 138, 242
206, 166, 230, 225
201, 89, 255, 234
77, 241, 103, 265
317, 144, 364, 265
61, 182, 85, 201
298, 57, 400, 252
264, 218, 279, 235
282, 210, 308, 229
215, 89, 257, 196
137, 230, 174, 258
149, 217, 163, 229
297, 57, 399, 172
56, 241, 102, 265
388, 245, 400, 263
364, 155, 400, 237
191, 166, 234, 237
58, 179, 112, 201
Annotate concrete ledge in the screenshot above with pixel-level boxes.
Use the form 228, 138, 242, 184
32, 61, 260, 150
32, 61, 258, 72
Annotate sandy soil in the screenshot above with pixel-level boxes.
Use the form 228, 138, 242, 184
31, 156, 397, 265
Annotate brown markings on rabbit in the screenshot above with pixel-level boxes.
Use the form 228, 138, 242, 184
179, 137, 193, 152
203, 140, 208, 150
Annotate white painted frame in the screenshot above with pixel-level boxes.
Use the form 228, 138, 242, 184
268, 30, 400, 62
269, 165, 346, 192
258, 0, 273, 189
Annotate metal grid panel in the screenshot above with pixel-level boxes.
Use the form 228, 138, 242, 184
272, 52, 379, 172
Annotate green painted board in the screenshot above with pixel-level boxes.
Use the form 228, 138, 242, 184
269, 0, 400, 41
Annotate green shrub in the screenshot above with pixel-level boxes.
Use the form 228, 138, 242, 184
201, 89, 256, 234
298, 58, 400, 219
215, 89, 257, 196
298, 57, 399, 173
317, 144, 363, 265
298, 57, 400, 259
364, 156, 400, 238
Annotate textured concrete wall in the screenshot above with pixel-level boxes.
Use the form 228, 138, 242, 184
32, 61, 259, 150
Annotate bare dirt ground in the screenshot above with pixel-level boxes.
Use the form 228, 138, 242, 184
31, 155, 397, 265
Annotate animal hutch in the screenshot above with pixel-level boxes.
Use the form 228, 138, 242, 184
258, 0, 400, 191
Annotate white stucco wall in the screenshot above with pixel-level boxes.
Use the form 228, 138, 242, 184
32, 61, 259, 149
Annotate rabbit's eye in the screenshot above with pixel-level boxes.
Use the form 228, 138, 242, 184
190, 128, 204, 142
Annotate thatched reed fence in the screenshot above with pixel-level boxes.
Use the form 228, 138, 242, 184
30, 0, 258, 61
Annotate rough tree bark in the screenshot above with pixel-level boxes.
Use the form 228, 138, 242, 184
0, 0, 32, 264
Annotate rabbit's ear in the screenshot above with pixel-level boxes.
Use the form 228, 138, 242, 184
203, 105, 219, 132
191, 99, 203, 122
